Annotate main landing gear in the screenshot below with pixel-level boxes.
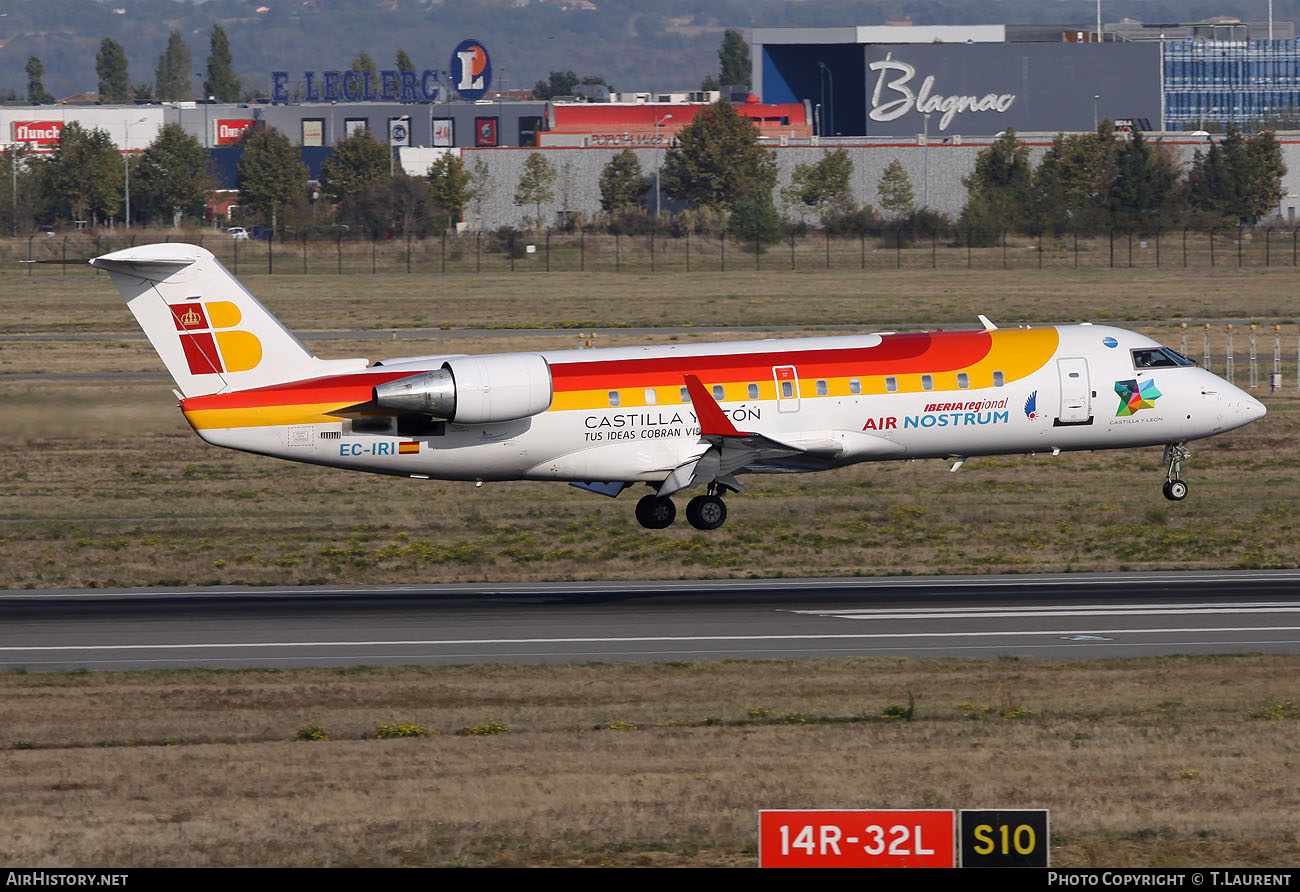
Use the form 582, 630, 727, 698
635, 485, 730, 530
1161, 443, 1190, 502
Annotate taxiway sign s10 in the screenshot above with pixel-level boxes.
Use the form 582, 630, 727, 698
94, 244, 1266, 530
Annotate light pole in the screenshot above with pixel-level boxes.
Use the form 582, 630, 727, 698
653, 113, 672, 216
923, 112, 931, 209
7, 143, 17, 236
817, 61, 834, 137
123, 116, 147, 229
1093, 94, 1101, 130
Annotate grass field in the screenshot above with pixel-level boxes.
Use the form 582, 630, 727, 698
2, 264, 1297, 868
2, 656, 1299, 867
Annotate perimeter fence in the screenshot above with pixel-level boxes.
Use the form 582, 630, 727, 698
12, 226, 1300, 278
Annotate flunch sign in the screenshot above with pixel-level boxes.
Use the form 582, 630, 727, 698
12, 121, 63, 145
216, 119, 255, 145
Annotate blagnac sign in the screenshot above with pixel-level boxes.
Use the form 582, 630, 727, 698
869, 53, 1016, 131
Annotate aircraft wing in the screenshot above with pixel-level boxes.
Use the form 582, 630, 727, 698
658, 374, 901, 495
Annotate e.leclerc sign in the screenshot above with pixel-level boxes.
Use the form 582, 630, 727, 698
269, 40, 492, 103
270, 67, 444, 103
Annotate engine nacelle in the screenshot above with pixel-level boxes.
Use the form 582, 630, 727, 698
372, 353, 552, 424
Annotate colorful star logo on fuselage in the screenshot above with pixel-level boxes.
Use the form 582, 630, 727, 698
1114, 378, 1162, 416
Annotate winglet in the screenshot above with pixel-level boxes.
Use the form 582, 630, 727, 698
978, 314, 998, 331
683, 374, 743, 437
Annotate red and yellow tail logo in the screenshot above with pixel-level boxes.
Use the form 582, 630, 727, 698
169, 300, 262, 375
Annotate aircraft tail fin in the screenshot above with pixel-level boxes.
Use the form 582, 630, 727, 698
92, 243, 366, 397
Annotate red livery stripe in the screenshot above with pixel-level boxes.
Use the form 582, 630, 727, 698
548, 332, 988, 391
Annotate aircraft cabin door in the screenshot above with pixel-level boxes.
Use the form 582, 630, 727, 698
773, 365, 800, 413
1056, 357, 1092, 425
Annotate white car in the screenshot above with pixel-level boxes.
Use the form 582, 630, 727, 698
225, 227, 250, 240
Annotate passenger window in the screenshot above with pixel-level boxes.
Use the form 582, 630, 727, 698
993, 371, 1005, 387
680, 386, 691, 403
644, 388, 657, 405
957, 372, 969, 389
747, 383, 759, 399
849, 378, 861, 394
921, 374, 934, 391
885, 376, 898, 393
608, 391, 620, 407
816, 380, 828, 396
712, 385, 724, 401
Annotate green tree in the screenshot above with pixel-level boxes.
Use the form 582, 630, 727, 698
26, 56, 53, 104
598, 149, 648, 217
235, 127, 308, 228
534, 71, 577, 100
1108, 130, 1179, 230
133, 124, 213, 225
514, 151, 556, 228
0, 145, 40, 234
1186, 126, 1287, 224
1030, 124, 1121, 234
155, 31, 192, 101
41, 123, 121, 224
351, 51, 377, 77
204, 25, 240, 103
1244, 130, 1286, 219
319, 126, 389, 206
719, 29, 750, 87
534, 71, 609, 99
427, 153, 476, 229
726, 189, 783, 245
701, 74, 721, 92
396, 49, 415, 73
354, 172, 437, 238
877, 160, 915, 218
661, 100, 776, 212
96, 39, 130, 104
783, 148, 853, 221
467, 156, 491, 227
959, 129, 1033, 241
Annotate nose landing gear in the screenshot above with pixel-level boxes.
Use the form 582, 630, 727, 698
1161, 443, 1190, 501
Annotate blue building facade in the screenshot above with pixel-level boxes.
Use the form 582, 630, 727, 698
1164, 39, 1300, 129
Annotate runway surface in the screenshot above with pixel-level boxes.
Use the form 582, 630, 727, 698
3, 570, 1300, 671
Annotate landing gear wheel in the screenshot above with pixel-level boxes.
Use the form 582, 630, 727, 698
635, 494, 676, 529
685, 494, 728, 530
1161, 443, 1191, 502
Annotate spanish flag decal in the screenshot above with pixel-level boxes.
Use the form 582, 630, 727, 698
398, 441, 420, 455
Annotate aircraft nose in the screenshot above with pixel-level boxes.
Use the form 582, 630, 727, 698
1241, 394, 1267, 422
1220, 385, 1266, 425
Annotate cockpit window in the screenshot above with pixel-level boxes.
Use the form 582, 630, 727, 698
1132, 348, 1195, 369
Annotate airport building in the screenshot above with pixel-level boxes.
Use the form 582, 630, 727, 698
752, 21, 1300, 136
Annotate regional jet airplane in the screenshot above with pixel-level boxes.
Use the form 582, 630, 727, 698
94, 243, 1266, 530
